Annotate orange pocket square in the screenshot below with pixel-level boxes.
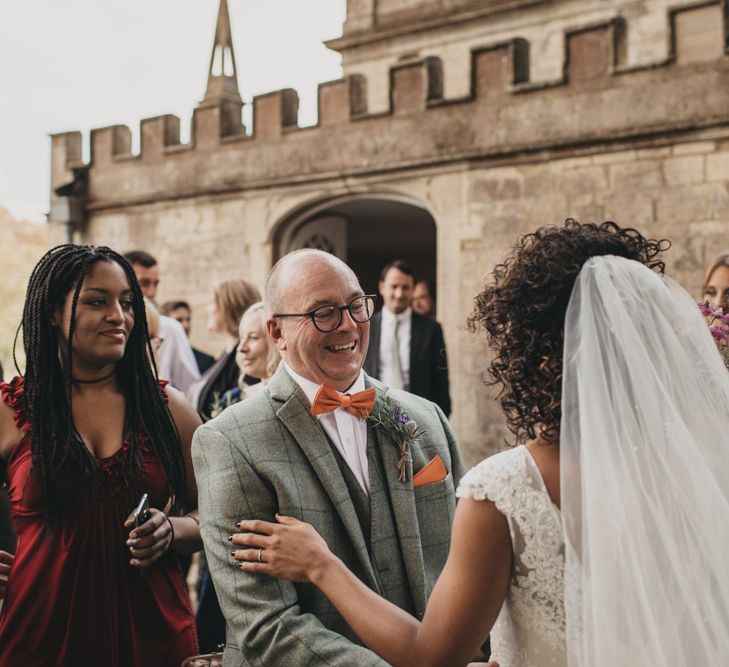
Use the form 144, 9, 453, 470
413, 455, 447, 488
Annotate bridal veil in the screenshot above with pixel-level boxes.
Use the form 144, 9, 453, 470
561, 255, 729, 665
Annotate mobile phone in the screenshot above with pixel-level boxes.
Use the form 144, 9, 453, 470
134, 493, 150, 529
133, 493, 151, 576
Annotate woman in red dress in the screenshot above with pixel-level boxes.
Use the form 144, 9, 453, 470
0, 244, 202, 666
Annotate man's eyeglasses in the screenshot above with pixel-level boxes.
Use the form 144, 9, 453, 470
273, 295, 377, 333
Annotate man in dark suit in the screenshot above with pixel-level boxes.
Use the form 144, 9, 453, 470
364, 260, 451, 416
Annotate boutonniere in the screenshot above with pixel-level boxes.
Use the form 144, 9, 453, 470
368, 394, 426, 482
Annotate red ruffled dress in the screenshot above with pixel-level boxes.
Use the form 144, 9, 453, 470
0, 377, 198, 667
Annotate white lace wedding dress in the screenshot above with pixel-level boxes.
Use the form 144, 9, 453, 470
457, 446, 566, 667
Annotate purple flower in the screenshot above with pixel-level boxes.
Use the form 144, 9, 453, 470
698, 301, 714, 317
711, 328, 729, 344
392, 405, 411, 424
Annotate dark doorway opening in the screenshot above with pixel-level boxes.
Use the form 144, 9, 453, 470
277, 195, 437, 300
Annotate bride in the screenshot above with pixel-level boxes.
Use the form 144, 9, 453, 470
229, 220, 729, 667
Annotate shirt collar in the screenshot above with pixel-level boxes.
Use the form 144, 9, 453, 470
283, 362, 366, 406
382, 306, 412, 324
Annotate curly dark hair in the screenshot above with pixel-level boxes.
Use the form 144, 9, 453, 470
470, 219, 670, 444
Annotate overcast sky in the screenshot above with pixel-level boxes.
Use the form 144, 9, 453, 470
0, 0, 346, 222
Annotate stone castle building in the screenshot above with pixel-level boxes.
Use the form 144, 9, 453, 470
48, 0, 729, 463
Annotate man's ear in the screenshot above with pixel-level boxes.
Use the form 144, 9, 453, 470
378, 281, 385, 298
267, 317, 287, 352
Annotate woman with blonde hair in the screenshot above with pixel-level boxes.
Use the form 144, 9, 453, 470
702, 253, 729, 310
186, 280, 260, 419
217, 302, 280, 409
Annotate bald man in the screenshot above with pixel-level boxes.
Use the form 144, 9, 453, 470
192, 250, 465, 666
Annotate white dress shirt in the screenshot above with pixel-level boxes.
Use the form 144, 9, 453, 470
158, 315, 201, 393
284, 363, 370, 494
378, 306, 412, 390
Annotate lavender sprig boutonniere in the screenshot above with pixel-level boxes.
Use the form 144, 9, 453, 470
368, 395, 426, 482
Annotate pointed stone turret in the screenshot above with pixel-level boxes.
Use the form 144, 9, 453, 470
197, 0, 244, 137
200, 0, 243, 107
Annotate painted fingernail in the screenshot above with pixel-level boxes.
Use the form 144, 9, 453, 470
227, 535, 232, 542
239, 562, 246, 569
236, 521, 242, 528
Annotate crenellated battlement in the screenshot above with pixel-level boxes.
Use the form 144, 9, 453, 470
50, 1, 729, 207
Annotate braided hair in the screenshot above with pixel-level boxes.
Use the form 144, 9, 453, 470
13, 244, 186, 525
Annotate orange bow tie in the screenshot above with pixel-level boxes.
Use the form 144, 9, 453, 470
310, 385, 376, 420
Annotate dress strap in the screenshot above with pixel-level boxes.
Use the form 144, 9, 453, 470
0, 376, 31, 433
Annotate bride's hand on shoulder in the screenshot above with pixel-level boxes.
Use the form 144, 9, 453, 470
231, 514, 334, 583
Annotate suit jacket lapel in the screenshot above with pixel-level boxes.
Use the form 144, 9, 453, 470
366, 375, 428, 616
268, 366, 379, 591
365, 311, 382, 377
409, 313, 424, 386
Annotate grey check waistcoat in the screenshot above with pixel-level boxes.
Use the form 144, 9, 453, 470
326, 428, 415, 615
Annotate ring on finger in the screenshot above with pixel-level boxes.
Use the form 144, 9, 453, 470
257, 547, 263, 562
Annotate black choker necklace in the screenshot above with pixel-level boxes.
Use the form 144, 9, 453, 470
71, 369, 116, 384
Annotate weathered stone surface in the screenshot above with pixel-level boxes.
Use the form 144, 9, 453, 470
673, 3, 724, 65
706, 152, 729, 181
673, 141, 716, 156
663, 155, 705, 186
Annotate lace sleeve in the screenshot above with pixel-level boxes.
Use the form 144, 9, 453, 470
456, 447, 526, 512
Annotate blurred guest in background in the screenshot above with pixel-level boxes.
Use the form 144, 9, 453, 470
144, 298, 163, 369
216, 301, 281, 412
411, 280, 436, 318
124, 251, 200, 393
702, 253, 729, 310
365, 260, 451, 416
161, 300, 215, 374
186, 280, 260, 419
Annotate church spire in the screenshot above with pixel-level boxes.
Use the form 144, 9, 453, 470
199, 0, 243, 108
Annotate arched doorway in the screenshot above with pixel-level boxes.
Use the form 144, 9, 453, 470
274, 194, 437, 298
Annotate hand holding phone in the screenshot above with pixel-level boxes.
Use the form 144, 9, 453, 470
125, 495, 174, 572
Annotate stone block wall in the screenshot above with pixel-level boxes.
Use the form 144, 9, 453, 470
72, 128, 729, 466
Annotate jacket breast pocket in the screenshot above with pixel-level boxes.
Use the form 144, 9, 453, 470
412, 471, 456, 587
413, 472, 452, 501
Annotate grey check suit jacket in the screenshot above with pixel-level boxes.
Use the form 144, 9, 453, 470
192, 365, 465, 666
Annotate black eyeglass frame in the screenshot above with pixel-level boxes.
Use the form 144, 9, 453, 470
273, 294, 377, 333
